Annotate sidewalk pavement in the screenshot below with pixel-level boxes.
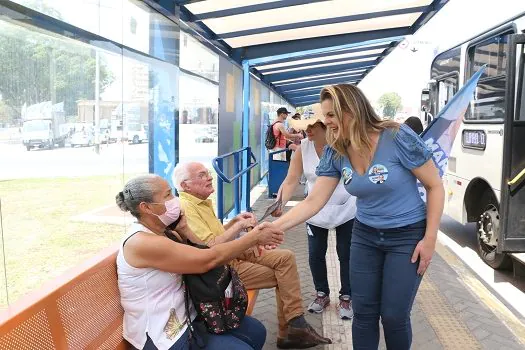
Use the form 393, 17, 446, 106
249, 185, 525, 350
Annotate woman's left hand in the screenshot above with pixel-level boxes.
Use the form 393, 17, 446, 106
174, 210, 189, 232
411, 238, 436, 275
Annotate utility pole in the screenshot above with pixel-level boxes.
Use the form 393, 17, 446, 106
95, 50, 100, 154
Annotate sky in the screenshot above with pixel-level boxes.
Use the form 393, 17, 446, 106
359, 0, 525, 116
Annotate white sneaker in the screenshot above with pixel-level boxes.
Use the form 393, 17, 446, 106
307, 291, 330, 313
338, 295, 353, 320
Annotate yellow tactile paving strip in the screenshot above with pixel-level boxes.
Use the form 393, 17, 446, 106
417, 278, 481, 349
322, 232, 352, 349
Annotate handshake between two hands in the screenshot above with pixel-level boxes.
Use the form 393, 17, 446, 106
234, 209, 283, 252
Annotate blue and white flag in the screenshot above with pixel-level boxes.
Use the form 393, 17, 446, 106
418, 65, 486, 201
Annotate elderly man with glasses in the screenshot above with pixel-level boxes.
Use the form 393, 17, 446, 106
173, 162, 331, 349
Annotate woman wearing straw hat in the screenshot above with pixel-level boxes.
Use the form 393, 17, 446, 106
272, 104, 357, 320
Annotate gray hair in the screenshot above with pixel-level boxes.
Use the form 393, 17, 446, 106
173, 162, 192, 192
115, 174, 160, 218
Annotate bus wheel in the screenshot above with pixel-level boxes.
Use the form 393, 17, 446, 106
476, 192, 512, 270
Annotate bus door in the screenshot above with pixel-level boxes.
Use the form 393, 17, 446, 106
499, 34, 525, 253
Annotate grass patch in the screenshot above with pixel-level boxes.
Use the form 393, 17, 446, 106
0, 174, 136, 308
0, 171, 219, 309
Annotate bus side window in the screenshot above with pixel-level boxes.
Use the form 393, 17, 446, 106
430, 47, 460, 116
466, 33, 510, 121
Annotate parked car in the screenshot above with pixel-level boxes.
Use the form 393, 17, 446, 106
99, 128, 111, 144
127, 123, 148, 144
70, 129, 94, 147
195, 134, 215, 143
208, 125, 218, 138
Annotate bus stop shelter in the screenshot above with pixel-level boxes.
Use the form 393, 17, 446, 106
171, 0, 448, 107
154, 0, 450, 207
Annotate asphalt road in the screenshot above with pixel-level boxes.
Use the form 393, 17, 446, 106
0, 141, 217, 180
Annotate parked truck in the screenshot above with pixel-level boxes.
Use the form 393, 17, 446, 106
21, 101, 68, 151
109, 102, 147, 143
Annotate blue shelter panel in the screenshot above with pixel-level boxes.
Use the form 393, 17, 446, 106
249, 77, 263, 189
260, 85, 271, 177
218, 55, 243, 215
144, 54, 180, 188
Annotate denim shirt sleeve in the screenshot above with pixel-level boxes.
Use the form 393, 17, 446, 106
394, 124, 433, 170
315, 145, 342, 178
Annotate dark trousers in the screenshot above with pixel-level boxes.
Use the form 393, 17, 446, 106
350, 219, 426, 350
142, 316, 266, 350
307, 219, 354, 297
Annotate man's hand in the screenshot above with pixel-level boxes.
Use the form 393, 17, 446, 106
232, 212, 257, 225
225, 212, 257, 231
236, 217, 257, 231
236, 212, 257, 222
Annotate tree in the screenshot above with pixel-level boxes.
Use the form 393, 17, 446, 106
0, 101, 17, 126
378, 92, 402, 118
295, 106, 306, 115
0, 25, 114, 122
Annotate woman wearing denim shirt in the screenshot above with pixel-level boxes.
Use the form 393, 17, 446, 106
273, 84, 444, 350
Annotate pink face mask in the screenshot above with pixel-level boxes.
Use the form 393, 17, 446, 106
155, 197, 181, 226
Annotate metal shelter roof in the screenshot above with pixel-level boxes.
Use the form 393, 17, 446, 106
175, 0, 448, 107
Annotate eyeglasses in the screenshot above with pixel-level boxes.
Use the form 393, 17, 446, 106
196, 170, 213, 180
186, 170, 213, 182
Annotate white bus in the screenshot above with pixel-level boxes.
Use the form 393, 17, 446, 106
423, 13, 525, 270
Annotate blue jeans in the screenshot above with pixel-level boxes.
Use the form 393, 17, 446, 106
307, 219, 353, 296
350, 219, 426, 350
143, 316, 266, 350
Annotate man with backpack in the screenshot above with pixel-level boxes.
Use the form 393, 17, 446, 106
287, 113, 306, 152
265, 107, 303, 161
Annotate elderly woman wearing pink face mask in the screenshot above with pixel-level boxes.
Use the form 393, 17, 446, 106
115, 174, 283, 350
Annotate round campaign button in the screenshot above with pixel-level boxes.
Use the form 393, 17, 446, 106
368, 164, 389, 184
342, 167, 353, 185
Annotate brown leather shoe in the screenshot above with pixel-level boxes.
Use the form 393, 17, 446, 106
276, 324, 332, 349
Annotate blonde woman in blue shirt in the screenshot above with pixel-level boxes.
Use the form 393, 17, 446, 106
273, 84, 444, 350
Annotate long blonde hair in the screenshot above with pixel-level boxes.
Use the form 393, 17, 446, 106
320, 84, 398, 160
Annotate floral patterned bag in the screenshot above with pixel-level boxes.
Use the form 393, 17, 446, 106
186, 264, 248, 334
165, 230, 248, 335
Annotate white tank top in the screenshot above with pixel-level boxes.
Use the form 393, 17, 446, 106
117, 223, 195, 350
301, 139, 357, 229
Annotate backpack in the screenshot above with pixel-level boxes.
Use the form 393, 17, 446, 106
165, 230, 248, 335
265, 121, 281, 150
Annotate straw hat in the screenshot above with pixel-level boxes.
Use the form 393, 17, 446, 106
288, 103, 325, 131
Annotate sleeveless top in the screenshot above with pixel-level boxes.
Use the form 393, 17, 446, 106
117, 222, 195, 350
301, 139, 356, 229
272, 121, 287, 149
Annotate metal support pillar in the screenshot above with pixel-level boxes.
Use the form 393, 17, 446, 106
241, 61, 251, 212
